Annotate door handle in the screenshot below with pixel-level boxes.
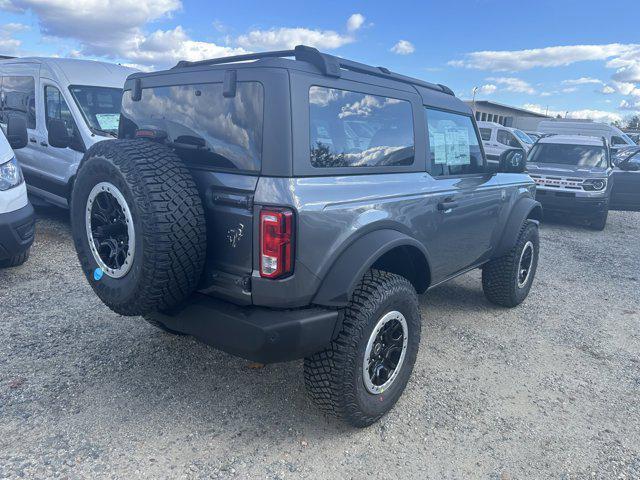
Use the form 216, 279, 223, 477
437, 200, 459, 212
29, 137, 36, 143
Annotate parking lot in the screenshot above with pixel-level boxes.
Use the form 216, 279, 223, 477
1, 207, 639, 479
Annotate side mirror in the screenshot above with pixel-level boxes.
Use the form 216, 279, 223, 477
47, 119, 71, 148
6, 115, 28, 150
498, 148, 527, 173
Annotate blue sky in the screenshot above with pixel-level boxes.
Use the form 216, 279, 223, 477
1, 0, 639, 123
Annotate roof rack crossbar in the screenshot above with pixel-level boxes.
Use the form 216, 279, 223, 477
172, 45, 453, 96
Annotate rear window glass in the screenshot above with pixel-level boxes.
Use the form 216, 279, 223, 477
309, 86, 414, 168
121, 82, 264, 172
528, 143, 608, 168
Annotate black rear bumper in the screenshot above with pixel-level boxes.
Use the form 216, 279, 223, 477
0, 203, 35, 261
535, 190, 608, 217
146, 294, 340, 363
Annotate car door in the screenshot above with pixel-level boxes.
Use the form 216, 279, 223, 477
610, 150, 640, 211
497, 129, 521, 155
425, 108, 506, 281
27, 80, 84, 205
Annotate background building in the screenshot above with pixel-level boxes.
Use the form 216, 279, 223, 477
466, 100, 550, 131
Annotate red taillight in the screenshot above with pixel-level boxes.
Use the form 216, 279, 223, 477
260, 208, 294, 279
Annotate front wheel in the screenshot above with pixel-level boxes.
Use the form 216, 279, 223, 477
0, 248, 30, 268
589, 210, 608, 231
482, 220, 539, 308
304, 270, 421, 427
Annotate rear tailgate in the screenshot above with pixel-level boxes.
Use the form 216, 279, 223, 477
190, 171, 257, 305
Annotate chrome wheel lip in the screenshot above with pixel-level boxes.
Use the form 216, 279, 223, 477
363, 310, 409, 395
85, 182, 135, 279
517, 240, 535, 288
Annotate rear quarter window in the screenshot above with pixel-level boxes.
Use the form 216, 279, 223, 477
120, 82, 264, 172
309, 86, 414, 168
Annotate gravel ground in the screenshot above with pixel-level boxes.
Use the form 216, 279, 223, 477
1, 207, 639, 479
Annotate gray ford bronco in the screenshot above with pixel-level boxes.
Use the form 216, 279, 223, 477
527, 135, 640, 230
70, 46, 542, 427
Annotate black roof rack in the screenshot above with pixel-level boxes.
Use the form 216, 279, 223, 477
172, 45, 454, 96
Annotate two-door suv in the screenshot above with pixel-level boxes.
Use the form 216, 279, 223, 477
70, 46, 542, 427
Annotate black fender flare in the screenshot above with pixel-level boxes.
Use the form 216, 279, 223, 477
313, 229, 430, 307
493, 197, 542, 258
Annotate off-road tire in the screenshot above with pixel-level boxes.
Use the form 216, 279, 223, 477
589, 210, 608, 231
71, 139, 206, 316
0, 248, 29, 268
482, 220, 539, 308
304, 270, 421, 427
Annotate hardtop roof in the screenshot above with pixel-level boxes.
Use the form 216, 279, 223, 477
126, 45, 469, 114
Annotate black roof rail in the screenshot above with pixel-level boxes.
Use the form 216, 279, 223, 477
0, 55, 16, 60
172, 45, 454, 96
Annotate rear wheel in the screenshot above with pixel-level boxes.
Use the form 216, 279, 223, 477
482, 220, 539, 308
304, 270, 421, 427
71, 139, 206, 316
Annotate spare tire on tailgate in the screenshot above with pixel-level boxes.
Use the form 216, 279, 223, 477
71, 139, 206, 316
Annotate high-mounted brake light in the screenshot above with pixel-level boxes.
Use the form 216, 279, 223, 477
260, 208, 294, 279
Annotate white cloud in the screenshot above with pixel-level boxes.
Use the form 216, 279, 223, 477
0, 2, 362, 68
562, 77, 603, 85
236, 18, 357, 51
390, 40, 414, 55
124, 26, 246, 66
449, 43, 638, 71
523, 103, 622, 123
487, 76, 535, 94
346, 13, 365, 33
0, 22, 27, 55
600, 85, 616, 94
1, 0, 181, 54
477, 84, 497, 95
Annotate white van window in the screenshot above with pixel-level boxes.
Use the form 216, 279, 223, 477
0, 76, 36, 129
479, 128, 492, 141
513, 129, 534, 145
45, 86, 78, 138
497, 129, 520, 148
69, 86, 123, 136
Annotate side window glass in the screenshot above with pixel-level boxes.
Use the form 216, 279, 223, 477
497, 129, 519, 147
45, 85, 77, 136
309, 86, 414, 168
1, 76, 36, 128
479, 128, 492, 141
425, 108, 485, 177
611, 136, 625, 145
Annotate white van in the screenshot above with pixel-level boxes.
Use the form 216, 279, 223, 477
477, 121, 534, 162
0, 58, 137, 208
537, 120, 636, 152
0, 117, 34, 267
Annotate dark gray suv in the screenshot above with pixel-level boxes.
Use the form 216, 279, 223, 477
70, 46, 542, 427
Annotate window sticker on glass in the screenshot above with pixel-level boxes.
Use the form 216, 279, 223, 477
432, 132, 447, 164
95, 113, 120, 131
445, 128, 470, 166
